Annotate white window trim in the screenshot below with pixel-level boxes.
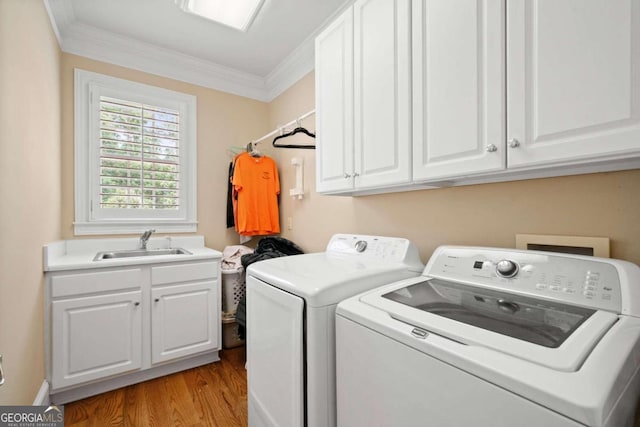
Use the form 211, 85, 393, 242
74, 69, 197, 235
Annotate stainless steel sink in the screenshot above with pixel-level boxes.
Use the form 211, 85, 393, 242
93, 248, 192, 261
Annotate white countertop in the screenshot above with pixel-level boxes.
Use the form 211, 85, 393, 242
44, 235, 222, 272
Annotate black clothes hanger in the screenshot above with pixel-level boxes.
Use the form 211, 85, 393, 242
272, 126, 316, 149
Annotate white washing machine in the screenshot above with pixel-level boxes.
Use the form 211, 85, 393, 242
336, 246, 640, 427
246, 234, 423, 427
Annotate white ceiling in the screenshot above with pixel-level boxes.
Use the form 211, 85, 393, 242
45, 0, 349, 100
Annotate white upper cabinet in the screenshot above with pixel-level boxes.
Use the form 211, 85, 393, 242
316, 0, 412, 193
353, 0, 412, 189
315, 0, 640, 195
315, 7, 354, 193
507, 0, 640, 169
412, 0, 506, 181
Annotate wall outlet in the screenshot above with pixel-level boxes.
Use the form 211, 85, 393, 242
287, 217, 293, 230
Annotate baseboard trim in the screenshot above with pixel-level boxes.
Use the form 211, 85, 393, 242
33, 381, 50, 406
49, 351, 220, 404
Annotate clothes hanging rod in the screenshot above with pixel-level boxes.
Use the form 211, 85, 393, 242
252, 109, 315, 145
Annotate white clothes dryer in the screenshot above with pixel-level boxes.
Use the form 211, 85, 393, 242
336, 246, 640, 427
246, 234, 423, 427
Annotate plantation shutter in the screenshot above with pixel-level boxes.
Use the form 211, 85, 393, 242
99, 95, 180, 210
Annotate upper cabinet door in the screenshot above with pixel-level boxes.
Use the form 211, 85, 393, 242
507, 0, 640, 168
353, 0, 412, 189
412, 0, 506, 181
315, 7, 354, 194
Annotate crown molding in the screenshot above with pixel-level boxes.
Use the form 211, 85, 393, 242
42, 0, 356, 102
265, 37, 315, 101
264, 0, 352, 100
43, 0, 63, 45
60, 22, 271, 101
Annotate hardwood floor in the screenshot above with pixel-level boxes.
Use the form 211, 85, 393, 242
64, 345, 640, 426
64, 347, 248, 427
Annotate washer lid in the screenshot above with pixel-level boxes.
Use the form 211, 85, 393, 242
359, 276, 619, 372
383, 279, 596, 349
247, 252, 419, 307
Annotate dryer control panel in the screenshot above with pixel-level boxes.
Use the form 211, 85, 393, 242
425, 246, 626, 313
326, 234, 423, 271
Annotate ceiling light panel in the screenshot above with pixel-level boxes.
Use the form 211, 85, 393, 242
178, 0, 266, 32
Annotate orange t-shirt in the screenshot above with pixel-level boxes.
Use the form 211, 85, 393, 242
232, 153, 280, 236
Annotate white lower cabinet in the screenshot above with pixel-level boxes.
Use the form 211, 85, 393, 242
47, 260, 220, 397
51, 290, 143, 389
151, 281, 218, 364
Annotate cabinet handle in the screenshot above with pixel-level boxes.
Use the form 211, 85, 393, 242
344, 173, 351, 179
508, 138, 520, 148
154, 298, 160, 303
134, 302, 140, 306
0, 355, 5, 387
486, 144, 498, 153
353, 172, 360, 177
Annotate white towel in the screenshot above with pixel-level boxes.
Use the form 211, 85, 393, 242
221, 245, 254, 270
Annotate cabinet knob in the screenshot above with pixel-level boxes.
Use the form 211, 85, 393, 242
154, 298, 160, 303
353, 172, 360, 177
486, 144, 498, 153
508, 138, 520, 148
344, 173, 351, 179
134, 302, 140, 306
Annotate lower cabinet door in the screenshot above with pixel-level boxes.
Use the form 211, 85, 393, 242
151, 281, 218, 364
51, 290, 143, 389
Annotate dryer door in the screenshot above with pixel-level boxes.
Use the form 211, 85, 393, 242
247, 276, 304, 427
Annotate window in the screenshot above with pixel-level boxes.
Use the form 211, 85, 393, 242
75, 69, 197, 234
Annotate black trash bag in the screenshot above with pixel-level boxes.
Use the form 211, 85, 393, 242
240, 236, 304, 268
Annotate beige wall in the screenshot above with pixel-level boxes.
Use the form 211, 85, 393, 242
267, 73, 357, 251
1, 18, 270, 404
0, 0, 62, 404
60, 55, 270, 248
0, 4, 638, 405
270, 72, 640, 265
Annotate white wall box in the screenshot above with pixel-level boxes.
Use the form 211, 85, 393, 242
316, 0, 640, 195
46, 259, 220, 404
316, 0, 414, 193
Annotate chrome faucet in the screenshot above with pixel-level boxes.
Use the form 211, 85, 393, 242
139, 229, 156, 249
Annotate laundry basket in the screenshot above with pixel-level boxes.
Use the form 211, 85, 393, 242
221, 266, 246, 316
222, 312, 245, 349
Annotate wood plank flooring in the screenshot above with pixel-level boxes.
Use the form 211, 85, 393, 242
64, 347, 247, 427
64, 345, 640, 426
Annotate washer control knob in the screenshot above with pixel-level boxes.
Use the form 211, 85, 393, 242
355, 240, 368, 253
496, 259, 519, 278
